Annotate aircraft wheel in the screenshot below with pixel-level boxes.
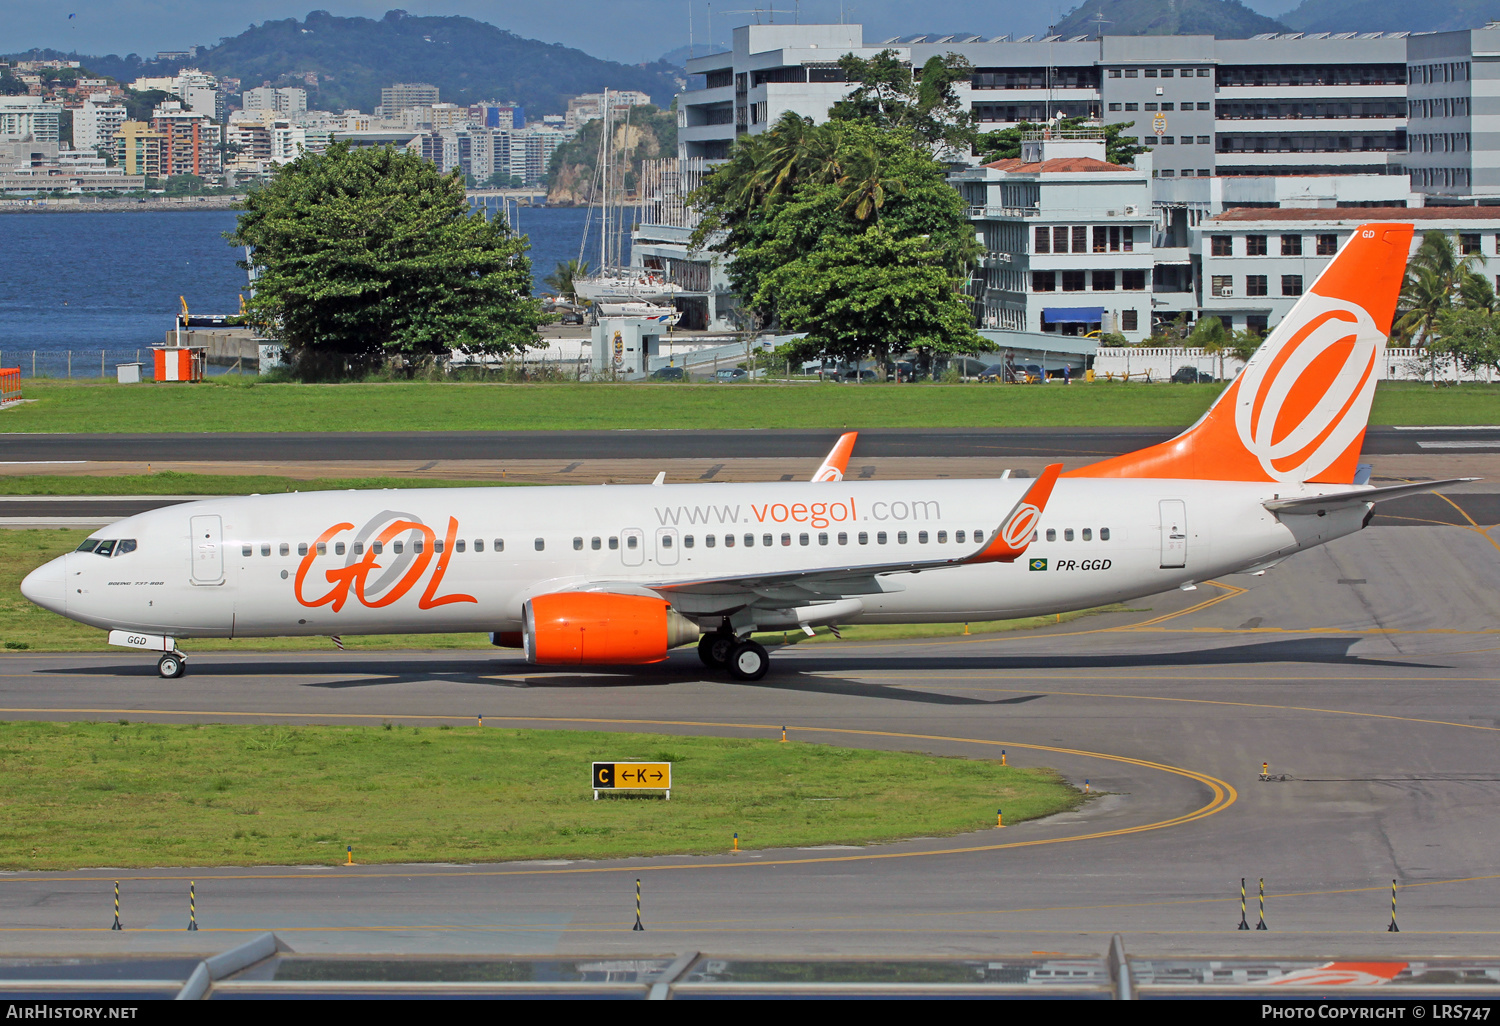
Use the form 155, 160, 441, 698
726, 640, 769, 682
698, 633, 734, 668
157, 653, 185, 679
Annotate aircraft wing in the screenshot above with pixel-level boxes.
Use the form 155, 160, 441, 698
810, 432, 858, 482
648, 464, 1062, 597
1264, 477, 1477, 515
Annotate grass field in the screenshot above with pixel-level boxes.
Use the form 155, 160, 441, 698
3, 378, 1495, 433
0, 722, 1081, 869
0, 472, 520, 496
0, 530, 1128, 651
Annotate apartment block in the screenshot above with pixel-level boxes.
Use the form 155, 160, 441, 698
0, 96, 62, 143
566, 90, 653, 129
74, 93, 127, 151
951, 132, 1157, 340
151, 100, 222, 176
115, 121, 164, 177
243, 86, 308, 116
381, 83, 440, 113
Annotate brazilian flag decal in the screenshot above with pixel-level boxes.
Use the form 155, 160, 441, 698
1029, 558, 1047, 571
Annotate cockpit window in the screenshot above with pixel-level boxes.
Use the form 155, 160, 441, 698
76, 539, 100, 553
115, 540, 137, 556
94, 540, 117, 557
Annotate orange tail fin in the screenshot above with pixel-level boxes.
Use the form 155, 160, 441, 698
1068, 222, 1414, 484
811, 431, 858, 482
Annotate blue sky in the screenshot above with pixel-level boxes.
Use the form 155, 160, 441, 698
11, 0, 1302, 67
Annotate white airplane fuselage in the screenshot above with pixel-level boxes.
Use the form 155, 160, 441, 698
28, 476, 1367, 640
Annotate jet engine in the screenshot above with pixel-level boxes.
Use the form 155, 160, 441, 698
523, 593, 700, 665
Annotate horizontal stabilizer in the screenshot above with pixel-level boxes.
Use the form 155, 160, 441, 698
1264, 477, 1477, 514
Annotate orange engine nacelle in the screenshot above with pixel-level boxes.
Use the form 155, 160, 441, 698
523, 592, 700, 665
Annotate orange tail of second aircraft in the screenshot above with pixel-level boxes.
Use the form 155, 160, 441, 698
1069, 222, 1414, 485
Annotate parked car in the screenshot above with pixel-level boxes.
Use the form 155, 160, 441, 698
1171, 365, 1215, 384
649, 365, 686, 381
842, 368, 878, 382
557, 308, 585, 325
714, 367, 748, 382
943, 356, 991, 379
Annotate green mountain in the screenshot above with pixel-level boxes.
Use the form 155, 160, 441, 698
6, 10, 684, 116
1281, 0, 1500, 32
1052, 0, 1286, 37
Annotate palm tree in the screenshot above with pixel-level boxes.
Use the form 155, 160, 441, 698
836, 144, 907, 222
1188, 315, 1229, 380
1394, 231, 1486, 345
544, 258, 590, 303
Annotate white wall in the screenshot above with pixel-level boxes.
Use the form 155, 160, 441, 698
1093, 347, 1498, 382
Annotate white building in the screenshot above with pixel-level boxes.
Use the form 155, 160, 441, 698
73, 93, 127, 152
0, 96, 62, 143
1197, 206, 1500, 332
951, 132, 1157, 340
680, 24, 898, 159
565, 90, 653, 130
242, 86, 308, 116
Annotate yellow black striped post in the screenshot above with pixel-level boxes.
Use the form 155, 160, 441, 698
188, 881, 198, 932
632, 878, 644, 932
1256, 878, 1268, 930
1388, 879, 1400, 933
1238, 878, 1250, 930
111, 881, 121, 931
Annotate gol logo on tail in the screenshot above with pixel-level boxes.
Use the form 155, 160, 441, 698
294, 513, 477, 612
1234, 293, 1383, 484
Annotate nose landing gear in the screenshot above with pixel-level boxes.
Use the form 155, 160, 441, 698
157, 652, 186, 679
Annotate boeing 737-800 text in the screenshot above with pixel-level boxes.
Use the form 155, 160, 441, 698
21, 222, 1471, 681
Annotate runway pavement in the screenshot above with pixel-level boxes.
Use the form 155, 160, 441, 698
0, 523, 1497, 960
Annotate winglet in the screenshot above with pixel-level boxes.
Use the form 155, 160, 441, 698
811, 432, 858, 482
968, 463, 1062, 564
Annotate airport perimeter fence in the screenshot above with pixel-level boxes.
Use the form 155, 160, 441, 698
0, 350, 250, 380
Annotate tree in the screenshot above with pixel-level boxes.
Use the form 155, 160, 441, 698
978, 115, 1149, 167
828, 50, 977, 155
1434, 307, 1500, 377
544, 258, 589, 303
1394, 231, 1486, 346
1188, 315, 1230, 380
229, 142, 549, 378
690, 118, 985, 367
1228, 328, 1264, 366
764, 224, 985, 373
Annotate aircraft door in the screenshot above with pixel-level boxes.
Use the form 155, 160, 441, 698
620, 528, 645, 567
190, 515, 225, 584
1159, 500, 1187, 569
654, 527, 679, 566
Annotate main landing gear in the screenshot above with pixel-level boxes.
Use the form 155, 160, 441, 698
697, 631, 769, 681
157, 652, 186, 679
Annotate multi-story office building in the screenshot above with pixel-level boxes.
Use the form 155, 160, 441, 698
474, 102, 523, 130
401, 103, 470, 130
951, 131, 1157, 340
381, 83, 440, 113
1197, 206, 1500, 329
74, 93, 127, 151
680, 24, 896, 159
228, 112, 306, 168
115, 121, 164, 177
151, 100, 222, 176
1405, 25, 1500, 198
0, 96, 62, 143
679, 25, 1411, 180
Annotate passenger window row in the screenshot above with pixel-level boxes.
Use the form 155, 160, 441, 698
668, 530, 988, 548
1044, 527, 1111, 542
245, 538, 508, 557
